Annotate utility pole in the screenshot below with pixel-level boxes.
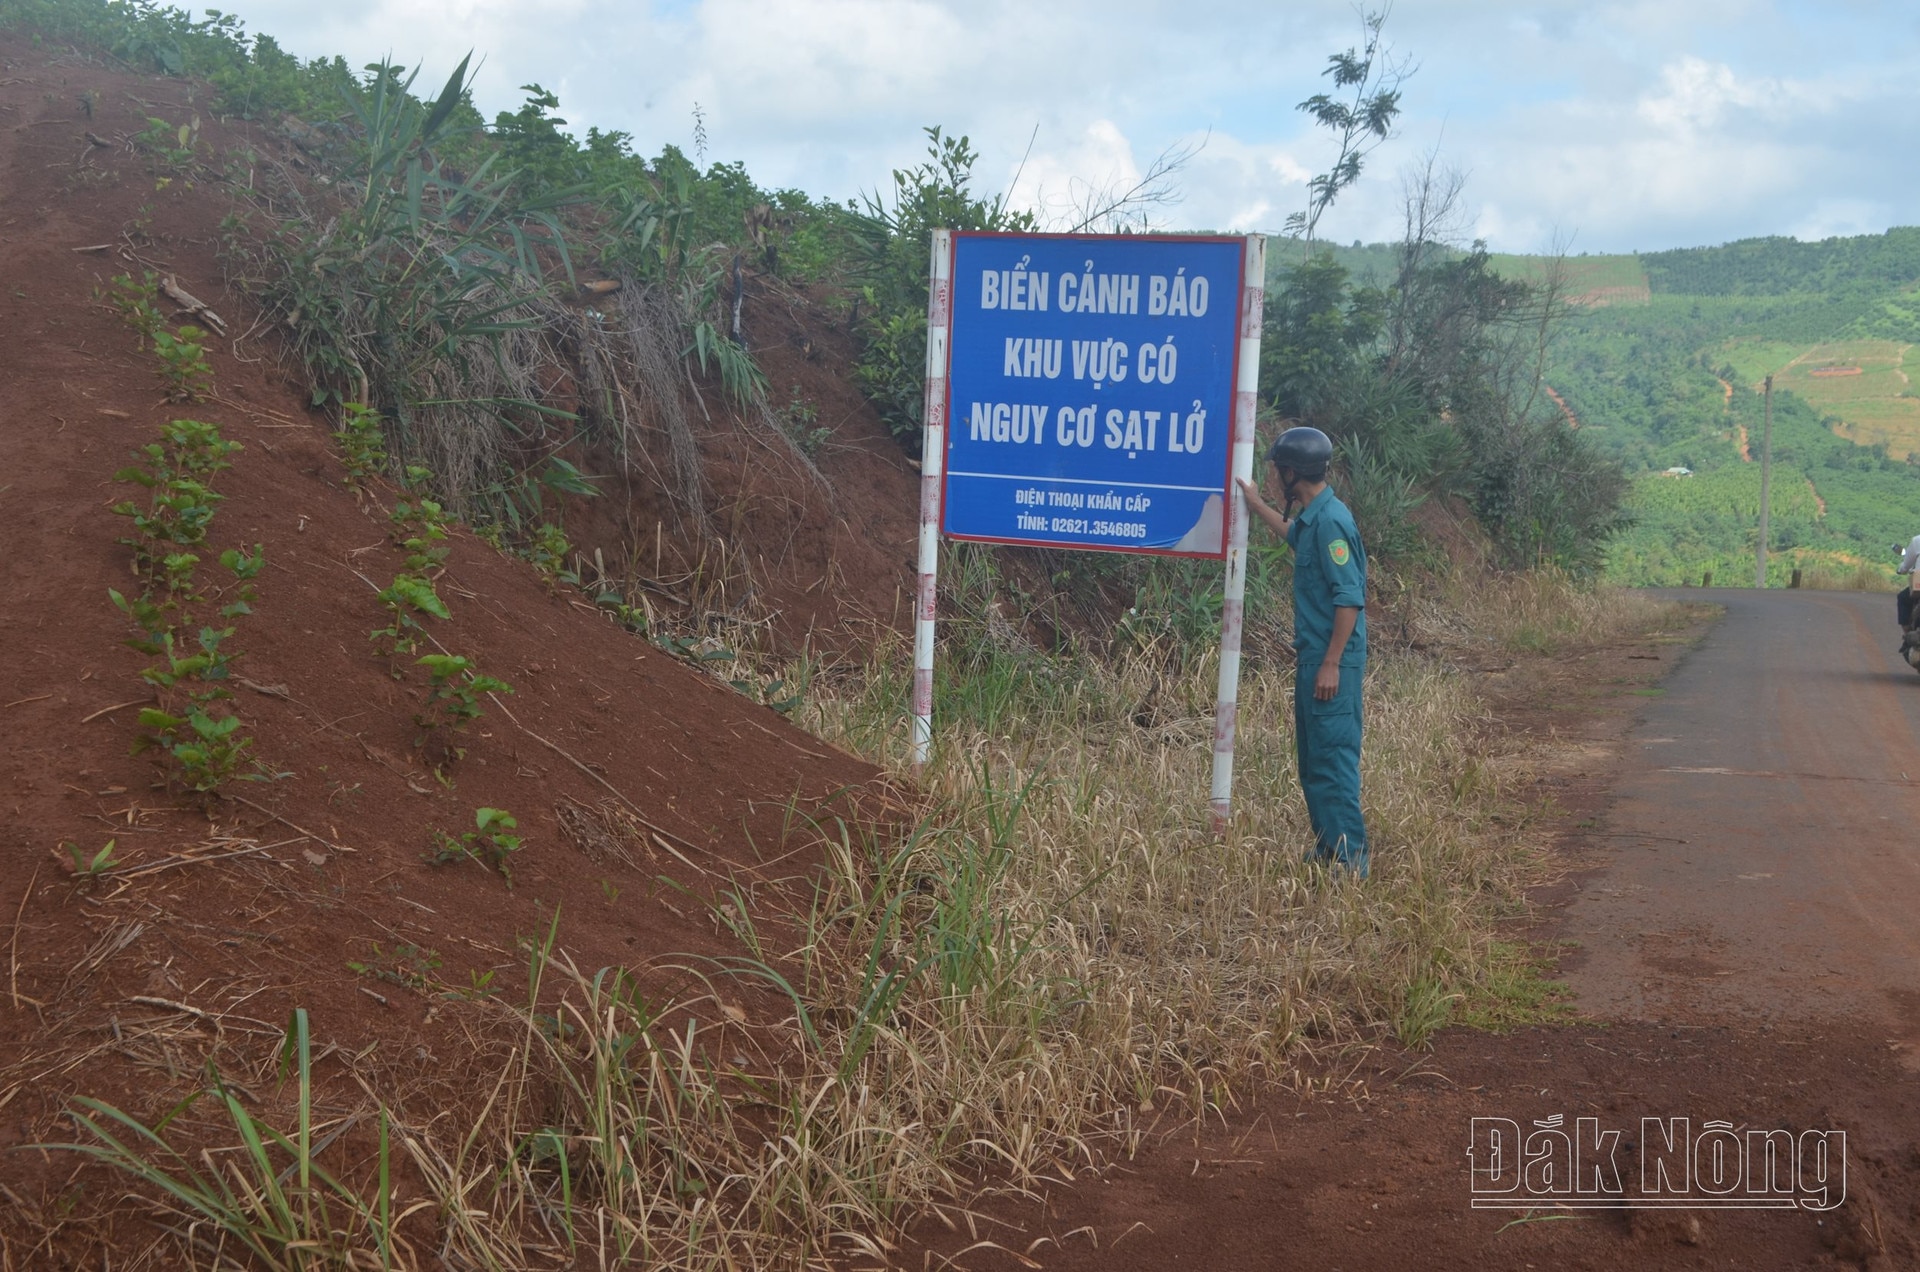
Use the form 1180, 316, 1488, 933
1755, 373, 1774, 588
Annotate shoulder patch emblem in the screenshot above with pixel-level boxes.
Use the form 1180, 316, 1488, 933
1328, 538, 1351, 567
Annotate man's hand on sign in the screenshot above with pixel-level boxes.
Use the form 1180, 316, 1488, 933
1237, 476, 1290, 536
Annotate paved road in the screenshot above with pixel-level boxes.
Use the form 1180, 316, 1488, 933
1562, 588, 1920, 1045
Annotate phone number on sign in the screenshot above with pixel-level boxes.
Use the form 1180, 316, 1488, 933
1048, 517, 1148, 539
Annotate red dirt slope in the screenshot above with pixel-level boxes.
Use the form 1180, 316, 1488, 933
0, 39, 890, 1253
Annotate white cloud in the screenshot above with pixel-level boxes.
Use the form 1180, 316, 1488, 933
209, 0, 1920, 252
1793, 198, 1896, 242
1006, 119, 1146, 229
1636, 56, 1771, 131
1177, 135, 1316, 234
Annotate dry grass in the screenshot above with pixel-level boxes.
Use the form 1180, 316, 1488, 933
804, 635, 1529, 1101
1432, 566, 1684, 654
37, 575, 1682, 1269
1799, 562, 1894, 592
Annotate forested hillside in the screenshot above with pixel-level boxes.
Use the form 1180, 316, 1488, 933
1496, 230, 1920, 586
1256, 227, 1920, 585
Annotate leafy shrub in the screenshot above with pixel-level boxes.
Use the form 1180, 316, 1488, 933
1262, 246, 1629, 573
849, 127, 1035, 449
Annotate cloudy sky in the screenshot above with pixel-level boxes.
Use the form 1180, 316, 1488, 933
213, 0, 1917, 254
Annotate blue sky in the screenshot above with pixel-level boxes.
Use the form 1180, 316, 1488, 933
212, 0, 1919, 253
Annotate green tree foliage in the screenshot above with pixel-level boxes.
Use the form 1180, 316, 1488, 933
1643, 228, 1920, 299
849, 127, 1036, 448
1285, 8, 1409, 249
1262, 244, 1628, 572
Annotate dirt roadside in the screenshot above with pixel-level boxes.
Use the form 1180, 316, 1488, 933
897, 605, 1920, 1272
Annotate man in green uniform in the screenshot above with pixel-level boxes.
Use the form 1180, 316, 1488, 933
1236, 426, 1370, 877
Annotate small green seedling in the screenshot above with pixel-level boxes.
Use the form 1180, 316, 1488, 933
656, 632, 737, 665
371, 573, 449, 667
62, 839, 120, 880
334, 403, 387, 488
527, 524, 577, 588
127, 622, 250, 796
137, 623, 241, 694
109, 588, 170, 655
426, 807, 523, 885
594, 589, 649, 634
726, 674, 803, 715
390, 496, 451, 573
152, 325, 214, 402
414, 654, 510, 740
113, 471, 222, 544
132, 114, 198, 172
135, 703, 250, 795
157, 419, 240, 474
782, 386, 831, 455
347, 942, 441, 991
217, 545, 264, 619
106, 272, 163, 347
112, 420, 240, 583
105, 413, 263, 799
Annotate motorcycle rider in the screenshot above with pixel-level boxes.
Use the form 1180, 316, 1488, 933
1898, 534, 1920, 644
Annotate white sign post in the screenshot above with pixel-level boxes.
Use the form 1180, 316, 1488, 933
911, 229, 1265, 830
1210, 234, 1266, 832
910, 229, 953, 774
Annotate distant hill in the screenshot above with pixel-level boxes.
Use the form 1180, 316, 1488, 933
1487, 253, 1649, 306
1267, 229, 1920, 585
1641, 228, 1920, 298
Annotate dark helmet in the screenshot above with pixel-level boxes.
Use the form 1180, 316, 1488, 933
1267, 426, 1333, 481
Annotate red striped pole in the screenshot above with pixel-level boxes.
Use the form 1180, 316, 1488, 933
911, 229, 954, 774
1211, 234, 1266, 833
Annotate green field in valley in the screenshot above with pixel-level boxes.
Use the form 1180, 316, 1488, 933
1481, 229, 1920, 586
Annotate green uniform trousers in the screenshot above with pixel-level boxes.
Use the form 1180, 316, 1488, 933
1294, 656, 1368, 878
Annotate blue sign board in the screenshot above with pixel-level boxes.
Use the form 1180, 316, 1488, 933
941, 232, 1246, 557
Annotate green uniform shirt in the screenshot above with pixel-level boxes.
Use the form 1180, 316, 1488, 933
1286, 485, 1367, 666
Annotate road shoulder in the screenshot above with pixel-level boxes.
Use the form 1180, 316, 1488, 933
897, 600, 1919, 1272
